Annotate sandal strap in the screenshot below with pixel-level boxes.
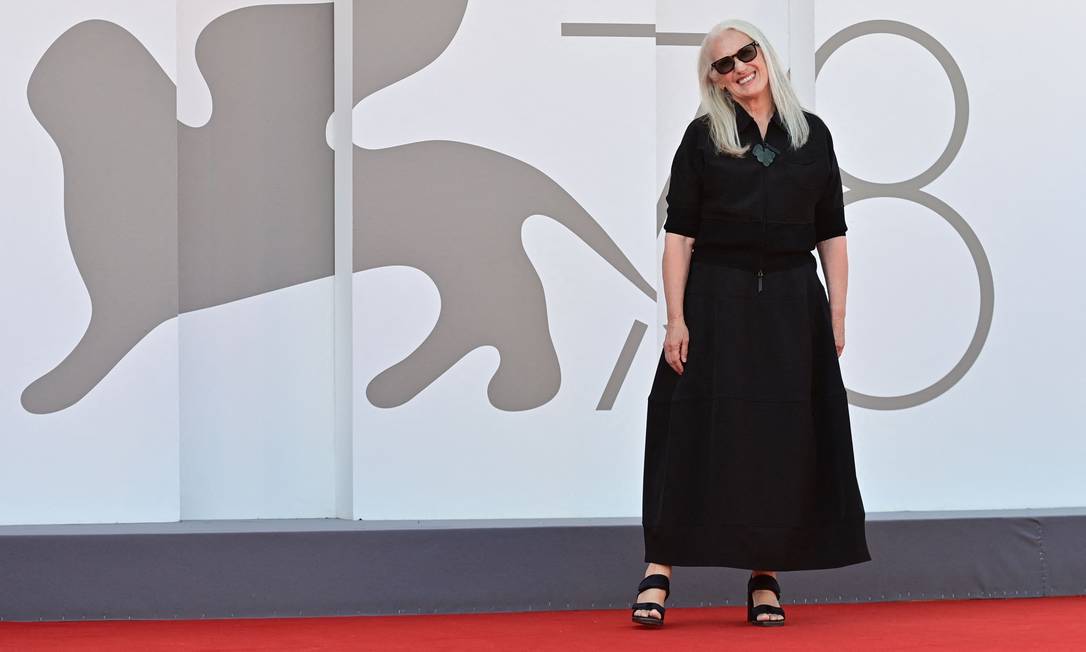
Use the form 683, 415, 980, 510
637, 573, 671, 599
631, 601, 666, 616
749, 604, 786, 618
747, 573, 781, 598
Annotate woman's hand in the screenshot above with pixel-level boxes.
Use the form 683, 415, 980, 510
664, 321, 690, 374
832, 314, 845, 358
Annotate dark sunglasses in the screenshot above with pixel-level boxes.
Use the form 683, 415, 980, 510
710, 40, 759, 75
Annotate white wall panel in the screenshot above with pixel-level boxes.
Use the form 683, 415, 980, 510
0, 0, 180, 525
816, 0, 1086, 509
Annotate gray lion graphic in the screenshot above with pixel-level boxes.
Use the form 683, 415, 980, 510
23, 1, 654, 414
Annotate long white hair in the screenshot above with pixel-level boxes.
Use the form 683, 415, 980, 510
696, 19, 811, 157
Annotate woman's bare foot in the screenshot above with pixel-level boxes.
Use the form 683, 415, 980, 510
750, 570, 783, 622
633, 563, 672, 620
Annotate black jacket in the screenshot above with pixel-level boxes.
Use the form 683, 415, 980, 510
663, 103, 847, 273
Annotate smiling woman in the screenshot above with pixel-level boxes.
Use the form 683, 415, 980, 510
631, 18, 870, 629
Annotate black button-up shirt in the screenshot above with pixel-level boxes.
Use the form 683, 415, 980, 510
663, 102, 847, 271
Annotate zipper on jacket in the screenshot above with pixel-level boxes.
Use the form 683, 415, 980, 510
757, 137, 767, 294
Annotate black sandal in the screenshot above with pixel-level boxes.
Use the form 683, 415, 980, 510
747, 573, 786, 626
630, 573, 670, 626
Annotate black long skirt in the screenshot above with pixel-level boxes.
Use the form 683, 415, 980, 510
642, 255, 872, 570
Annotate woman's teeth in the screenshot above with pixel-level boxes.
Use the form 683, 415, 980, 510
737, 71, 755, 85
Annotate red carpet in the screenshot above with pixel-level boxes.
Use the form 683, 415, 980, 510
2, 596, 1084, 651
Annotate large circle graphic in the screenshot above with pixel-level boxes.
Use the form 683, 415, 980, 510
816, 20, 994, 410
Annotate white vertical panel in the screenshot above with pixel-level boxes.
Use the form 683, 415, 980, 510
333, 0, 354, 519
789, 0, 815, 105
0, 0, 180, 525
177, 0, 335, 519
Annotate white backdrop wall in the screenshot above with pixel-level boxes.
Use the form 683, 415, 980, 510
0, 1, 181, 525
351, 0, 661, 518
1, 1, 1084, 525
815, 0, 1086, 510
0, 0, 338, 525
176, 0, 335, 519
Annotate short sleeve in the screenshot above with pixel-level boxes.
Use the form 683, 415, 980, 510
814, 125, 848, 243
663, 118, 704, 237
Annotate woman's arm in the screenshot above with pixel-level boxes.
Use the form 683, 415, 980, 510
659, 118, 705, 374
816, 235, 848, 357
813, 119, 849, 357
661, 233, 694, 373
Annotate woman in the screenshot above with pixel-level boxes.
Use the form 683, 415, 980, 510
630, 19, 872, 628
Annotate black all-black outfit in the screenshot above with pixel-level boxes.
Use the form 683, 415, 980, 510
642, 102, 872, 569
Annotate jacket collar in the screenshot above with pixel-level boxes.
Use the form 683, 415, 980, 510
731, 99, 784, 134
731, 99, 790, 153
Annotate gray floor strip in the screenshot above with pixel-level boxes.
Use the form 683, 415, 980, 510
1, 508, 1083, 621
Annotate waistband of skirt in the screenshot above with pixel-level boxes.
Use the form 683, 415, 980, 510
690, 247, 815, 272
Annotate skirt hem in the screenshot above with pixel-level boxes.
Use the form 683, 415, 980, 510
643, 517, 872, 570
